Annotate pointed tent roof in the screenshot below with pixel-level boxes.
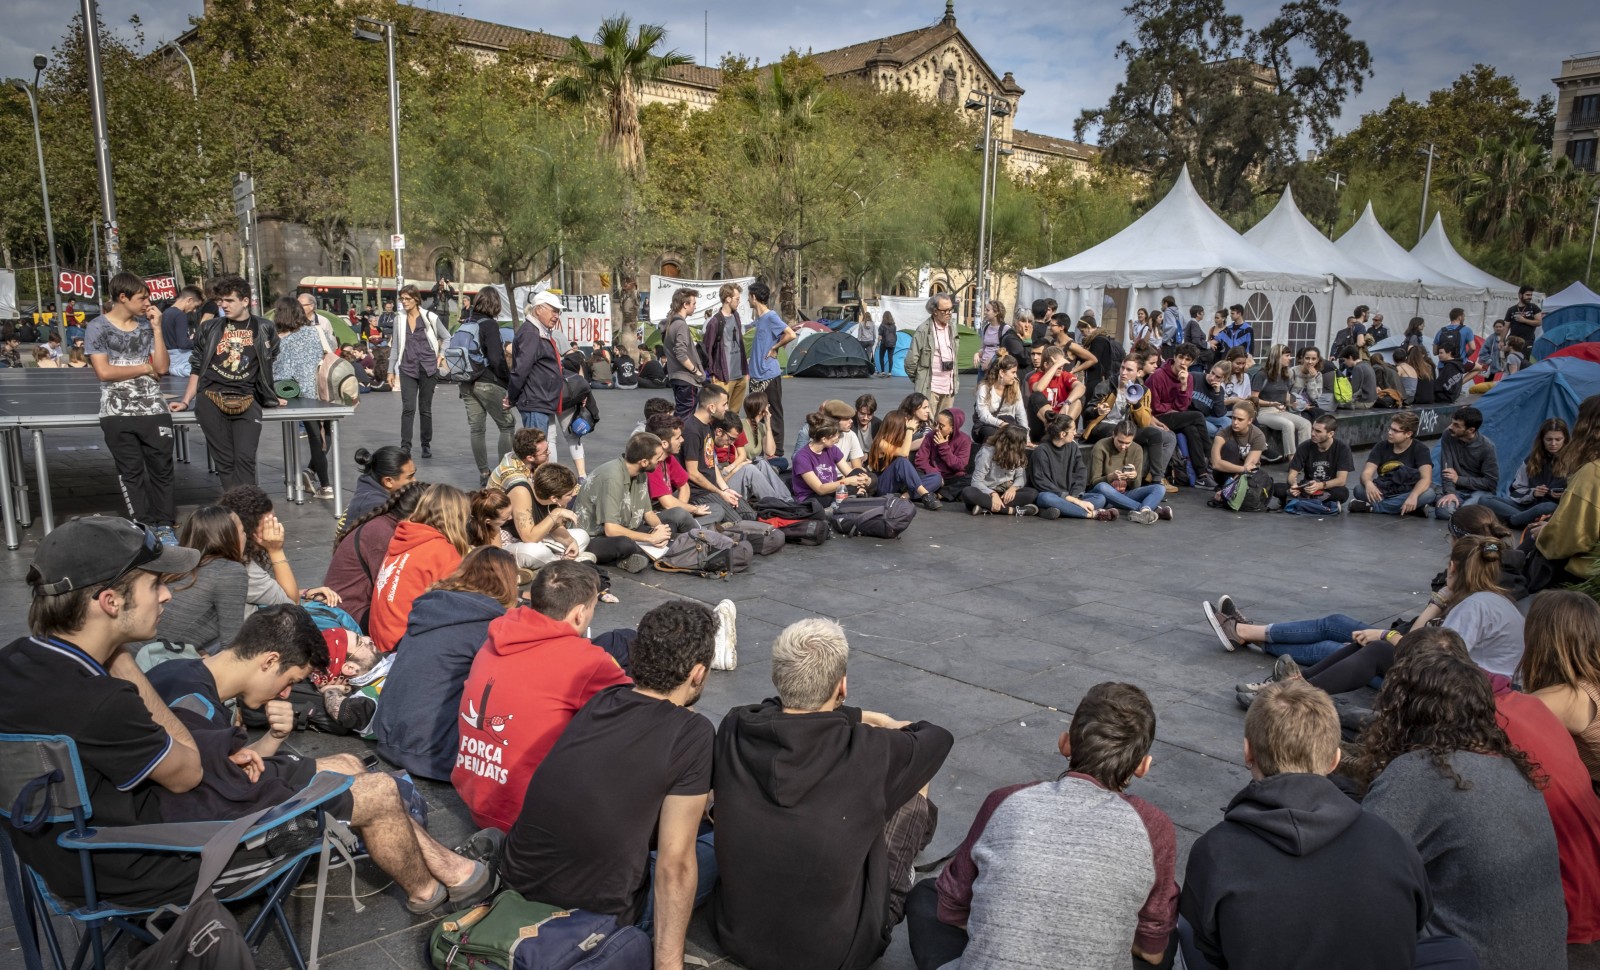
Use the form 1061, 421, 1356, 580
1410, 215, 1517, 298
1023, 166, 1326, 292
1544, 281, 1600, 310
1244, 188, 1420, 299
1333, 204, 1483, 300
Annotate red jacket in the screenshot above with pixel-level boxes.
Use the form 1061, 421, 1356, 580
1144, 361, 1193, 415
367, 521, 463, 652
451, 608, 631, 831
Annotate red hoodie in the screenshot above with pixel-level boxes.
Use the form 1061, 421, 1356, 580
451, 608, 631, 831
367, 521, 463, 652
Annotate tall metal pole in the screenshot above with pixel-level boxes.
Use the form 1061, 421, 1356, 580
8, 75, 60, 322
1417, 143, 1435, 245
384, 22, 403, 299
985, 141, 1012, 311
974, 101, 994, 317
81, 0, 120, 273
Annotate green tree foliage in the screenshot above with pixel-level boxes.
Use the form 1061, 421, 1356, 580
1077, 0, 1370, 214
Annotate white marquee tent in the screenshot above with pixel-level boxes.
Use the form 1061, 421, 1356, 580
1410, 214, 1520, 324
1019, 166, 1327, 351
1243, 188, 1420, 350
1334, 204, 1490, 332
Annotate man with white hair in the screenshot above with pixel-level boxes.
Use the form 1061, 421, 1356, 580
508, 291, 584, 477
712, 618, 953, 970
905, 293, 960, 415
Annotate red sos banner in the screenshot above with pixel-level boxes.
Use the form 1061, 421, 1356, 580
144, 276, 177, 301
58, 272, 97, 300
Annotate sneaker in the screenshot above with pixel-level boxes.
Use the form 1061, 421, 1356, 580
1195, 473, 1218, 489
1129, 508, 1158, 525
1348, 498, 1372, 513
1094, 508, 1119, 521
1203, 600, 1241, 652
971, 505, 984, 516
1216, 595, 1250, 626
318, 486, 335, 499
1037, 506, 1062, 520
421, 444, 432, 459
1262, 451, 1284, 464
919, 493, 943, 512
712, 599, 738, 670
1163, 480, 1180, 494
1236, 689, 1259, 710
1155, 504, 1174, 521
299, 469, 317, 495
617, 553, 650, 574
1015, 504, 1039, 517
152, 525, 180, 547
1236, 655, 1303, 694
455, 827, 505, 866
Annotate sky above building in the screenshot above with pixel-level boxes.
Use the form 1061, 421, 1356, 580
0, 0, 1587, 145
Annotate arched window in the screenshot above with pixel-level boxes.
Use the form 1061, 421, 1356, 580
659, 260, 680, 278
1244, 293, 1274, 358
338, 250, 355, 277
434, 255, 455, 281
837, 278, 852, 301
891, 278, 912, 297
1287, 296, 1318, 354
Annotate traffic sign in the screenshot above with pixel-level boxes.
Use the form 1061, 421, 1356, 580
377, 250, 397, 278
231, 173, 254, 202
391, 234, 406, 250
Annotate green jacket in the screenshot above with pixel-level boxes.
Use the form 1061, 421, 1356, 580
904, 319, 959, 399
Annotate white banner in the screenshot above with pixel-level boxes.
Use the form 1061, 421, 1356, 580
876, 295, 963, 331
0, 270, 15, 318
560, 293, 611, 346
649, 276, 756, 329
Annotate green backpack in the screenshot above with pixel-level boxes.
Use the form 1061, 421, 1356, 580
1332, 372, 1354, 407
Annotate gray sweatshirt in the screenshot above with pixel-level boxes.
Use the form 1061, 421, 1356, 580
1345, 361, 1377, 404
1438, 433, 1500, 496
971, 444, 1027, 495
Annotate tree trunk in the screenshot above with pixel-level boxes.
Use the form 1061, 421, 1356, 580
777, 245, 798, 320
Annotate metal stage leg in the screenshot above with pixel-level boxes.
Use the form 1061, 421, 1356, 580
329, 419, 343, 517
175, 425, 190, 463
31, 430, 53, 534
11, 429, 31, 528
284, 422, 303, 505
0, 430, 18, 550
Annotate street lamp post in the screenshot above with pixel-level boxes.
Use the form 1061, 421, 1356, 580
161, 41, 215, 278
1417, 143, 1436, 244
8, 58, 60, 329
355, 17, 404, 298
965, 90, 1011, 318
82, 0, 121, 276
984, 139, 1014, 312
1325, 172, 1346, 236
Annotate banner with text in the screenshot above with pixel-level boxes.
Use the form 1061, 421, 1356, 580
648, 276, 756, 330
560, 293, 612, 346
144, 276, 177, 301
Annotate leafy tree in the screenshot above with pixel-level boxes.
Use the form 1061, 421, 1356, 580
1076, 0, 1370, 213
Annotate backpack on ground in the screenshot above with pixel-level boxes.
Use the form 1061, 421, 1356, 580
313, 325, 360, 407
440, 325, 488, 384
760, 516, 831, 545
126, 807, 268, 970
1284, 496, 1341, 516
752, 496, 827, 521
717, 519, 786, 555
1218, 470, 1272, 512
1332, 372, 1354, 407
430, 890, 649, 970
831, 496, 916, 539
653, 527, 754, 578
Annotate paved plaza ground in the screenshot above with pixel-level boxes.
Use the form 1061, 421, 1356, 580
2, 372, 1594, 969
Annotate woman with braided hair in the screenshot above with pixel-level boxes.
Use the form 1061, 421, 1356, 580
323, 481, 427, 630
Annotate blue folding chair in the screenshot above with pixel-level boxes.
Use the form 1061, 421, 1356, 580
0, 733, 354, 970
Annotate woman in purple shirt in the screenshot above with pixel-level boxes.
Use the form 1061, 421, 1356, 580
792, 412, 870, 506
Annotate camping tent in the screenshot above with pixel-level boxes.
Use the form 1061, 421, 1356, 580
1534, 319, 1600, 361
1473, 357, 1600, 493
1542, 280, 1600, 340
1243, 187, 1419, 349
1019, 166, 1328, 344
1548, 343, 1600, 367
786, 330, 871, 378
1546, 281, 1600, 312
1333, 204, 1487, 332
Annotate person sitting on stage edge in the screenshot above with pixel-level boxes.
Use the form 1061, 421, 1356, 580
1146, 342, 1219, 489
712, 618, 953, 970
907, 681, 1177, 970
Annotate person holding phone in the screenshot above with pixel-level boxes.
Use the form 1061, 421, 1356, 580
792, 413, 870, 507
1088, 420, 1171, 521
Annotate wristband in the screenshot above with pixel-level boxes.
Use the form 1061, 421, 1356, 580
1385, 630, 1401, 644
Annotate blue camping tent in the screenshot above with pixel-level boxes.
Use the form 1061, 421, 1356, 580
1471, 357, 1600, 494
1534, 310, 1600, 360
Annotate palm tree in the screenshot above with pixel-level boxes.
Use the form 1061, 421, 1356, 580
549, 17, 689, 322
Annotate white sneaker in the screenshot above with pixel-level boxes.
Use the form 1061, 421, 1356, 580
712, 599, 738, 670
1129, 507, 1159, 525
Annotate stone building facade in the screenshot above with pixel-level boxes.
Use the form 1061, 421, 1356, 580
1553, 52, 1600, 173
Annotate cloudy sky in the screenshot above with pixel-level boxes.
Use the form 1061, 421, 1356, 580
0, 0, 1586, 144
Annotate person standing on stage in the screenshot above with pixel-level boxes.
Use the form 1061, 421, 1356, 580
87, 271, 179, 544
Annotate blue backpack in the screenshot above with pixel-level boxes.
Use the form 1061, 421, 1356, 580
441, 324, 488, 383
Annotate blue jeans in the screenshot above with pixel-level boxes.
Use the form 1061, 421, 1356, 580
761, 455, 791, 475
876, 456, 940, 497
1092, 481, 1164, 511
1265, 613, 1368, 665
1474, 494, 1556, 528
636, 824, 718, 933
878, 345, 895, 372
1204, 414, 1229, 436
1372, 488, 1436, 515
1036, 491, 1106, 518
519, 409, 552, 432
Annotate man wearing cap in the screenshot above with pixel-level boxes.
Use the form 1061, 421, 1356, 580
0, 517, 205, 906
508, 291, 571, 457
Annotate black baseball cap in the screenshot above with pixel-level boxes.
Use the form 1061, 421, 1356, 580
27, 517, 199, 597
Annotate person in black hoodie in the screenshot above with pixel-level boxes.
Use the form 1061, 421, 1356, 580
1179, 678, 1473, 970
713, 618, 953, 970
373, 547, 516, 781
1028, 414, 1114, 521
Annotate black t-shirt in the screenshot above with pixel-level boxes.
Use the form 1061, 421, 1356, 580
999, 328, 1028, 365
1292, 439, 1354, 485
1436, 360, 1465, 403
641, 358, 667, 382
1367, 438, 1432, 495
147, 658, 233, 730
1507, 302, 1541, 345
201, 317, 262, 394
1085, 334, 1118, 393
0, 636, 196, 906
501, 685, 713, 923
681, 414, 716, 477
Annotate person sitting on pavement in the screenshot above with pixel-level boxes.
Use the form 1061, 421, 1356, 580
907, 681, 1177, 970
481, 463, 596, 570
501, 601, 722, 970
156, 505, 251, 652
1146, 342, 1219, 489
1479, 417, 1567, 528
1270, 414, 1353, 512
915, 407, 973, 503
324, 482, 426, 630
1088, 420, 1170, 520
793, 412, 872, 508
713, 412, 791, 502
1529, 395, 1600, 589
1178, 679, 1442, 970
962, 424, 1039, 517
1208, 402, 1268, 506
1519, 590, 1600, 786
144, 603, 499, 915
1349, 411, 1435, 516
1359, 648, 1567, 970
485, 426, 549, 534
1030, 413, 1119, 522
573, 431, 676, 573
848, 393, 880, 454
1338, 346, 1377, 409
799, 398, 874, 480
740, 390, 789, 475
631, 396, 674, 435
368, 484, 473, 652
1217, 534, 1527, 709
217, 484, 341, 614
899, 392, 936, 446
647, 413, 726, 532
681, 383, 744, 521
1433, 405, 1500, 519
452, 561, 632, 831
868, 410, 943, 510
712, 618, 953, 970
342, 444, 417, 528
373, 547, 518, 781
